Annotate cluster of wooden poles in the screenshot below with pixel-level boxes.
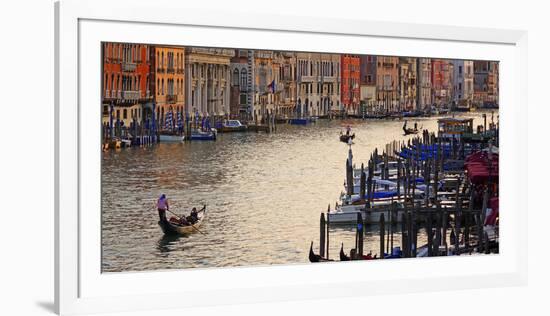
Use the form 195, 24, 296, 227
314, 129, 498, 261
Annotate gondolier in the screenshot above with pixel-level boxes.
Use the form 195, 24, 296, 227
156, 194, 169, 224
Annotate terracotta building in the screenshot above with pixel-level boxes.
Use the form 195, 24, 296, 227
102, 42, 153, 127
230, 49, 251, 118
340, 54, 361, 114
153, 46, 185, 130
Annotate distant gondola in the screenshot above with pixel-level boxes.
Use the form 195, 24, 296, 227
309, 241, 333, 262
158, 205, 207, 235
339, 243, 351, 261
340, 133, 355, 143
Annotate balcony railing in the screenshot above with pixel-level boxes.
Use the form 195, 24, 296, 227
157, 67, 165, 73
383, 62, 394, 68
122, 90, 139, 100
122, 62, 137, 72
176, 68, 184, 74
166, 94, 177, 104
166, 67, 175, 74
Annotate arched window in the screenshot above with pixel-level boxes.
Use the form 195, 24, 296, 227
157, 79, 160, 95
240, 69, 247, 88
111, 74, 114, 91
162, 79, 164, 95
233, 69, 239, 86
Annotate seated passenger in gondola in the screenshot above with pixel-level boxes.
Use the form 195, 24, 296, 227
186, 207, 199, 224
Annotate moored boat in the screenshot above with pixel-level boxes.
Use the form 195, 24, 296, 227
159, 133, 185, 142
189, 129, 216, 141
219, 120, 248, 133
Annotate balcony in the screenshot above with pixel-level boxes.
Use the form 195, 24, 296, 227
166, 94, 177, 104
383, 62, 395, 68
105, 90, 110, 98
176, 68, 184, 74
300, 75, 315, 82
122, 90, 139, 100
167, 67, 175, 74
157, 67, 166, 73
122, 62, 137, 72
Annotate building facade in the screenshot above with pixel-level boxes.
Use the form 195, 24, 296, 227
451, 60, 474, 107
185, 48, 234, 118
296, 52, 340, 117
398, 57, 417, 111
229, 49, 250, 117
102, 42, 153, 127
432, 59, 453, 108
417, 58, 432, 111
359, 55, 377, 113
272, 51, 297, 118
154, 46, 185, 130
340, 54, 361, 114
253, 50, 275, 122
376, 56, 399, 112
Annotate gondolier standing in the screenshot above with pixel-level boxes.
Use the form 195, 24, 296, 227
157, 194, 169, 224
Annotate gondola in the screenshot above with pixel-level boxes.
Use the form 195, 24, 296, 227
339, 243, 351, 261
403, 128, 419, 135
308, 241, 333, 262
340, 133, 355, 143
158, 205, 207, 235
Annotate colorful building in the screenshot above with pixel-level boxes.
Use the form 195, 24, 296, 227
376, 56, 399, 112
102, 42, 153, 127
340, 54, 360, 114
230, 49, 252, 118
154, 46, 185, 130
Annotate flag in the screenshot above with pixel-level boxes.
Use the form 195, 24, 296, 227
267, 80, 275, 93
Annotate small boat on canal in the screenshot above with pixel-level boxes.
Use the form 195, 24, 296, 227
219, 120, 248, 133
158, 206, 207, 235
339, 133, 355, 143
159, 133, 185, 142
189, 129, 217, 141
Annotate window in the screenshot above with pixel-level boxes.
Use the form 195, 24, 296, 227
240, 69, 247, 89
123, 109, 127, 119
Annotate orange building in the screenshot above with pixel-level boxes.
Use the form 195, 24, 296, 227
340, 54, 360, 113
102, 42, 153, 126
154, 46, 185, 130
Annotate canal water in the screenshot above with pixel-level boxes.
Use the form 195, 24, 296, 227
102, 111, 492, 272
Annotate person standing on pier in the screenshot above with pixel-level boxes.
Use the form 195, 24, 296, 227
346, 125, 352, 136
156, 194, 169, 224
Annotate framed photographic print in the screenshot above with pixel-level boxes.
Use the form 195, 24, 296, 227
55, 0, 527, 314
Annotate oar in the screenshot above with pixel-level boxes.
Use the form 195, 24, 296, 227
166, 209, 205, 235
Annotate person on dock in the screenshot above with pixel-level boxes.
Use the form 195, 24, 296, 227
156, 194, 169, 224
346, 125, 351, 136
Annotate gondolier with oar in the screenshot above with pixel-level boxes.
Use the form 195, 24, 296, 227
156, 194, 170, 224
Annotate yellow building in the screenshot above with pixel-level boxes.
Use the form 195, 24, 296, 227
154, 46, 185, 130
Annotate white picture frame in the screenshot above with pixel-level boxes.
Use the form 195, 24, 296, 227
55, 0, 528, 314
